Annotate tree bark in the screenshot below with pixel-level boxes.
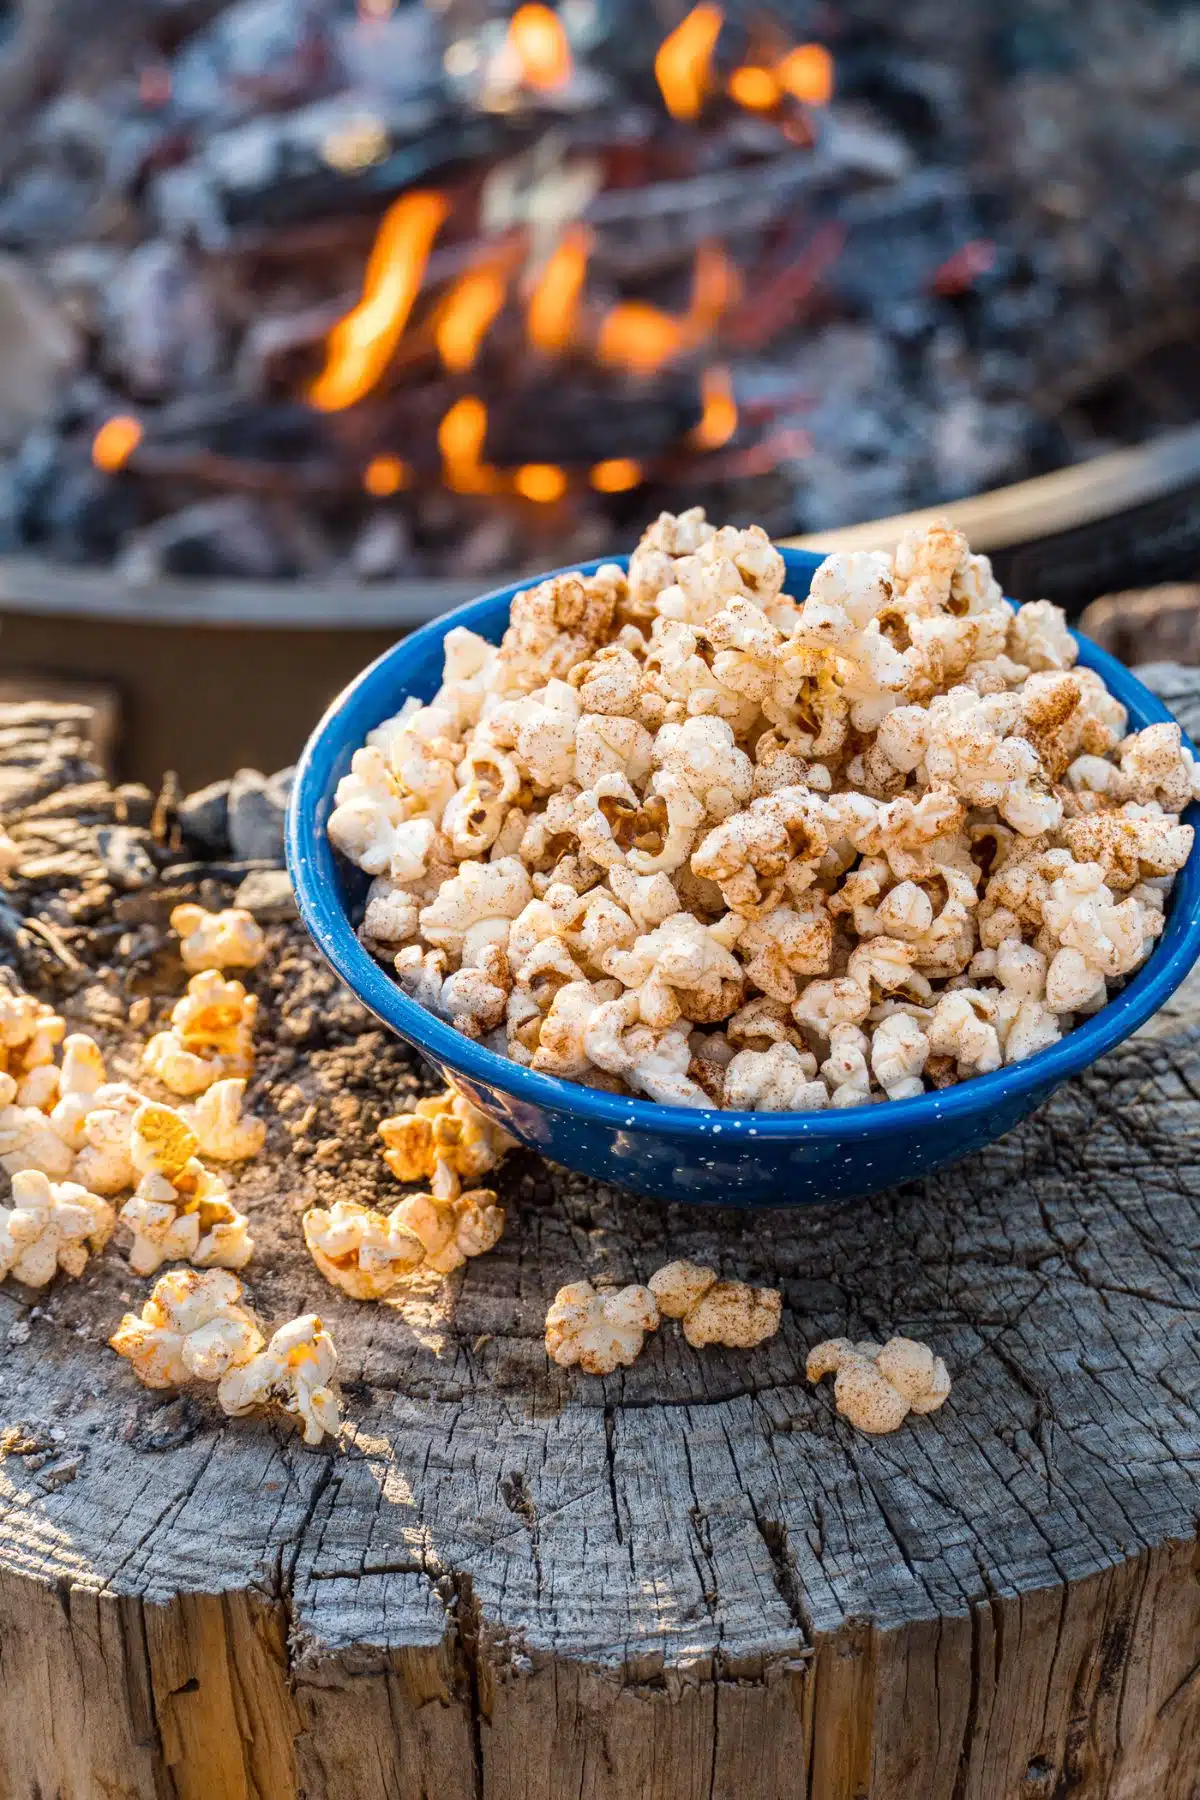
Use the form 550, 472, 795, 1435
1, 678, 1199, 1800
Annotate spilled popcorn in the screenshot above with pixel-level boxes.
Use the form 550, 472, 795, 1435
170, 903, 266, 974
110, 1268, 341, 1443
328, 510, 1198, 1110
545, 1261, 782, 1371
806, 1335, 951, 1434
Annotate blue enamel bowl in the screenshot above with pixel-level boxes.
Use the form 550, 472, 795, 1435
287, 550, 1200, 1207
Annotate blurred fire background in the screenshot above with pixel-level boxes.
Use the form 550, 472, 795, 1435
0, 0, 1196, 782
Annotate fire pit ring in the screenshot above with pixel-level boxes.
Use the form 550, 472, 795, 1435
3, 422, 1197, 788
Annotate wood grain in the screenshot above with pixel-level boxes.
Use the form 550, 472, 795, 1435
0, 679, 1199, 1799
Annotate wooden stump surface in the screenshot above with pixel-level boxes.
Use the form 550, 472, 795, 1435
1, 679, 1200, 1800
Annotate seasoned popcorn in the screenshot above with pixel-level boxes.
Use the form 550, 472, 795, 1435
171, 904, 266, 974
143, 971, 258, 1096
649, 1259, 781, 1348
118, 1100, 254, 1274
303, 1198, 425, 1299
329, 510, 1197, 1111
216, 1313, 341, 1444
378, 1081, 515, 1196
807, 1334, 951, 1434
0, 1168, 114, 1287
179, 1078, 267, 1162
110, 1267, 264, 1388
544, 1280, 659, 1374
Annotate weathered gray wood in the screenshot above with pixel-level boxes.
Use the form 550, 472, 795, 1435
1, 675, 1200, 1799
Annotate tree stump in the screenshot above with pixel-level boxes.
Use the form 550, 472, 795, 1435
2, 679, 1200, 1800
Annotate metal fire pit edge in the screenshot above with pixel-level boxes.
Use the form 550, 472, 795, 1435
1, 424, 1197, 787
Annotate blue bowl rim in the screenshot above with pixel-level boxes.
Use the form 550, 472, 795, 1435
287, 550, 1200, 1145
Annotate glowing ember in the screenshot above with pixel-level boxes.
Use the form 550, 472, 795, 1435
597, 302, 684, 378
689, 367, 738, 448
508, 4, 572, 92
514, 463, 567, 503
439, 395, 496, 493
436, 267, 509, 373
526, 224, 592, 353
92, 416, 143, 472
310, 190, 449, 413
688, 240, 741, 332
776, 44, 834, 107
589, 458, 642, 493
363, 455, 411, 496
728, 65, 780, 112
654, 3, 723, 121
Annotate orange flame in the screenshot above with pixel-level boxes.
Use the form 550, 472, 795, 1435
436, 266, 509, 373
655, 3, 723, 120
777, 43, 834, 106
515, 463, 567, 503
310, 190, 449, 412
689, 367, 737, 448
688, 239, 741, 332
597, 302, 684, 378
590, 458, 642, 493
363, 454, 411, 496
526, 224, 592, 354
439, 395, 499, 494
728, 65, 780, 111
92, 416, 143, 472
597, 240, 739, 378
508, 3, 572, 91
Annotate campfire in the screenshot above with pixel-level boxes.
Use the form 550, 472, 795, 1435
0, 0, 1192, 586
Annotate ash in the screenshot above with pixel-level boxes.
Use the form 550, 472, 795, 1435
0, 0, 1194, 584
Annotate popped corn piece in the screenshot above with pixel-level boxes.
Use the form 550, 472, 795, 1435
723, 1042, 827, 1112
652, 716, 753, 821
438, 940, 511, 1040
702, 596, 786, 705
1037, 859, 1164, 1012
0, 1169, 113, 1286
575, 713, 655, 790
499, 569, 620, 691
120, 1104, 253, 1273
791, 976, 872, 1043
737, 898, 833, 1002
217, 1313, 341, 1445
846, 936, 932, 1003
0, 1101, 75, 1178
1115, 723, 1200, 811
303, 1199, 424, 1299
0, 986, 65, 1079
922, 687, 1060, 836
393, 944, 448, 1013
726, 993, 806, 1051
110, 1267, 263, 1389
442, 748, 525, 859
1062, 811, 1193, 891
649, 1259, 781, 1348
73, 1083, 144, 1194
512, 681, 581, 790
327, 747, 432, 877
544, 1280, 660, 1373
791, 556, 911, 730
627, 508, 716, 613
378, 1083, 515, 1191
143, 972, 258, 1096
1006, 600, 1077, 672
359, 876, 420, 954
806, 1334, 950, 1433
870, 1012, 929, 1100
691, 787, 828, 915
529, 981, 605, 1079
390, 1186, 505, 1275
581, 992, 711, 1107
601, 913, 744, 1028
170, 904, 266, 974
821, 1023, 873, 1108
927, 989, 1002, 1078
641, 618, 754, 732
43, 1033, 107, 1149
419, 857, 533, 961
653, 525, 786, 628
179, 1079, 267, 1162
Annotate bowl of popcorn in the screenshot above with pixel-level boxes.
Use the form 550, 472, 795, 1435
288, 511, 1200, 1207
